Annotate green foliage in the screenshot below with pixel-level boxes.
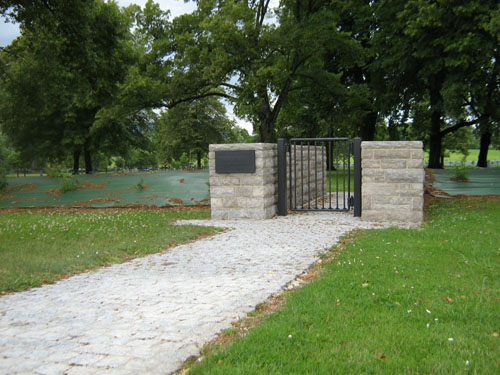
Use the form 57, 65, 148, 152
0, 209, 213, 293
45, 165, 64, 178
136, 178, 145, 190
0, 0, 147, 173
189, 198, 500, 374
60, 176, 79, 193
451, 158, 470, 182
156, 97, 235, 168
2, 0, 499, 170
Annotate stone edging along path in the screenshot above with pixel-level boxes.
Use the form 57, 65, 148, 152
0, 212, 400, 375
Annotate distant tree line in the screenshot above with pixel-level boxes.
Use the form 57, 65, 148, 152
0, 0, 498, 178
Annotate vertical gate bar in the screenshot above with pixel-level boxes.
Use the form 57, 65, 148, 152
321, 140, 325, 209
301, 142, 304, 208
307, 141, 311, 209
289, 141, 293, 210
335, 141, 339, 209
294, 142, 297, 209
343, 140, 346, 209
277, 138, 287, 216
353, 137, 362, 217
314, 141, 318, 208
348, 141, 352, 208
328, 140, 332, 209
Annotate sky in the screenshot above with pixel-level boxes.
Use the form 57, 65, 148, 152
0, 0, 255, 133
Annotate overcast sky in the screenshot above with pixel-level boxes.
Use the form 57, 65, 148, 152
0, 1, 197, 46
0, 0, 257, 133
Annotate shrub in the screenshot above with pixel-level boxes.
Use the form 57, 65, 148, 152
450, 158, 469, 182
45, 165, 64, 178
136, 178, 145, 190
61, 176, 79, 193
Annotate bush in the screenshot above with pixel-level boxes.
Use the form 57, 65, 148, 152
45, 165, 64, 178
136, 178, 145, 190
450, 158, 469, 182
61, 176, 79, 193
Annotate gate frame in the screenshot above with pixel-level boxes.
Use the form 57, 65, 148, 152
277, 137, 362, 217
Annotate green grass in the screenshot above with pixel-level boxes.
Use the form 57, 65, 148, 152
0, 209, 214, 293
190, 198, 500, 375
327, 169, 355, 193
425, 148, 500, 163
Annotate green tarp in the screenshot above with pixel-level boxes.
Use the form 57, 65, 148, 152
1, 171, 210, 208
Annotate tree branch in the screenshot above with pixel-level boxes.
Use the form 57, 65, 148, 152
167, 91, 237, 109
440, 119, 478, 136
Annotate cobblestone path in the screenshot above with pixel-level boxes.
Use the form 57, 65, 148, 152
0, 213, 385, 374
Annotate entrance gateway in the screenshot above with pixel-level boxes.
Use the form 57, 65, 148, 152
277, 138, 362, 217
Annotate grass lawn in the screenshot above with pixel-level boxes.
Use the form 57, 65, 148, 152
327, 169, 355, 193
188, 198, 500, 374
0, 208, 215, 293
425, 148, 500, 163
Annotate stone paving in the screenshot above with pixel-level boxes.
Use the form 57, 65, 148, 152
0, 212, 388, 375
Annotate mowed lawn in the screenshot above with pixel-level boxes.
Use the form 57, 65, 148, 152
0, 208, 215, 293
189, 198, 500, 375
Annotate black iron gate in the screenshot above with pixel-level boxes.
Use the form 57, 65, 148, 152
277, 138, 361, 217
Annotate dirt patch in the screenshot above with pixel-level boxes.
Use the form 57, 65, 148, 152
64, 198, 121, 207
46, 188, 61, 197
16, 197, 40, 203
425, 168, 436, 184
450, 175, 469, 182
4, 183, 38, 195
126, 184, 151, 190
0, 194, 18, 200
169, 197, 185, 206
80, 183, 107, 189
0, 205, 210, 214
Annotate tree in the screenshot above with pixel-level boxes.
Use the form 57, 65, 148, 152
0, 0, 143, 174
155, 97, 235, 168
376, 0, 499, 168
125, 0, 352, 142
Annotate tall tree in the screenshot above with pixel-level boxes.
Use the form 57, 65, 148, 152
376, 0, 499, 168
0, 0, 142, 174
130, 0, 350, 142
155, 97, 235, 168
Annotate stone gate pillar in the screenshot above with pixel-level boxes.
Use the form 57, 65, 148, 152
208, 143, 277, 219
361, 141, 424, 224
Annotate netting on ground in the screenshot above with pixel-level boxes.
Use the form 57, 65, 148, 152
429, 168, 500, 196
0, 171, 210, 208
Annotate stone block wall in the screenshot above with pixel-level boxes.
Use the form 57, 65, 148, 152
209, 143, 277, 219
287, 145, 327, 209
361, 141, 424, 223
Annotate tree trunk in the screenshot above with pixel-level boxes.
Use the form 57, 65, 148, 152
427, 75, 445, 169
259, 118, 274, 143
84, 141, 93, 174
197, 151, 202, 169
428, 118, 443, 169
477, 130, 491, 168
73, 149, 81, 175
359, 111, 377, 141
388, 117, 400, 141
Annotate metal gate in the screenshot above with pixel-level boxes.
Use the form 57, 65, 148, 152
277, 138, 361, 217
